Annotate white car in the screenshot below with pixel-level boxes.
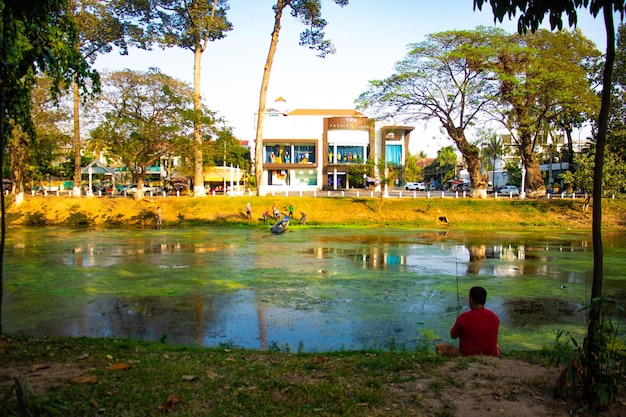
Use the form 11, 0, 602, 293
498, 185, 520, 195
405, 182, 427, 191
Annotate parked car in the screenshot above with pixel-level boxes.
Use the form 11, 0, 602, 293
125, 184, 161, 195
405, 182, 427, 191
498, 185, 520, 195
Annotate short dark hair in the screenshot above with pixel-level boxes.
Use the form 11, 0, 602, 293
469, 286, 487, 305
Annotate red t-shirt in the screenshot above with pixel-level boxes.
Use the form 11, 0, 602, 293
450, 307, 500, 357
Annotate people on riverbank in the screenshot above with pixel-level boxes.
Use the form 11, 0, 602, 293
436, 286, 500, 357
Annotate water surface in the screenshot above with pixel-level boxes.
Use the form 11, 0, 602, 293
4, 226, 626, 352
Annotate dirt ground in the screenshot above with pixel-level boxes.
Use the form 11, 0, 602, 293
3, 356, 626, 417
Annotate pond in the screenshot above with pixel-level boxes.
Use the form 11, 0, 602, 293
3, 226, 626, 352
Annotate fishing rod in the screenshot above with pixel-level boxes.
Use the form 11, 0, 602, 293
455, 244, 461, 316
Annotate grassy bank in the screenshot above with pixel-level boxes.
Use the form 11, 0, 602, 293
0, 335, 570, 417
5, 194, 626, 229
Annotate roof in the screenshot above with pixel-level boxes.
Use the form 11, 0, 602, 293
284, 109, 366, 117
81, 160, 118, 176
203, 166, 246, 182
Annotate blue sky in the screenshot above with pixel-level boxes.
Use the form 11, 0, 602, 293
94, 0, 613, 156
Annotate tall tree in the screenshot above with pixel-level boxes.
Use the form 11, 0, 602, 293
485, 28, 600, 198
90, 69, 203, 199
0, 0, 98, 335
128, 0, 232, 197
7, 77, 72, 201
69, 0, 149, 197
474, 0, 626, 408
356, 28, 499, 198
253, 0, 349, 196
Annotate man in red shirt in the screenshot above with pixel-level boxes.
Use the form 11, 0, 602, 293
436, 286, 500, 357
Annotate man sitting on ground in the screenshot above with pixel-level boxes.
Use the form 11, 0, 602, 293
436, 286, 500, 357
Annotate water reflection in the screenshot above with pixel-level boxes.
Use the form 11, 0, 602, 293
4, 227, 625, 352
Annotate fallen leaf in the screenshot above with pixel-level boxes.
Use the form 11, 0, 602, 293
69, 375, 98, 384
105, 363, 132, 371
181, 375, 197, 382
77, 353, 90, 360
158, 394, 182, 412
206, 370, 220, 379
28, 364, 50, 372
106, 354, 113, 360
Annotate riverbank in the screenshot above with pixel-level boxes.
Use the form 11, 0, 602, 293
5, 194, 626, 229
2, 335, 624, 417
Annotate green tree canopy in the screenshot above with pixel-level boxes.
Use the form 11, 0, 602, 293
90, 69, 204, 199
356, 28, 508, 197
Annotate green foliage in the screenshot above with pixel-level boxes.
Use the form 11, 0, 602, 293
23, 211, 48, 226
559, 146, 626, 195
62, 211, 93, 227
90, 69, 201, 186
2, 380, 67, 417
348, 165, 368, 188
553, 299, 626, 410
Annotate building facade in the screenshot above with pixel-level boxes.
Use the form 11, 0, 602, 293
258, 108, 414, 195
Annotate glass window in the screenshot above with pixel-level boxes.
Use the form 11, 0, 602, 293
294, 145, 316, 164
268, 170, 289, 186
265, 144, 315, 164
294, 170, 317, 186
385, 144, 402, 164
336, 146, 365, 164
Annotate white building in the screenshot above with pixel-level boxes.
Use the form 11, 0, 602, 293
257, 107, 414, 195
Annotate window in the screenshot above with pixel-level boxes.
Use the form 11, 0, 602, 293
294, 145, 316, 163
385, 144, 402, 165
328, 145, 367, 164
264, 143, 316, 164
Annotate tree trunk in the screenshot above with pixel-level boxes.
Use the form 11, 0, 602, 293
0, 78, 5, 336
254, 0, 285, 196
519, 131, 546, 198
444, 125, 487, 198
72, 79, 82, 197
192, 46, 206, 197
584, 6, 613, 405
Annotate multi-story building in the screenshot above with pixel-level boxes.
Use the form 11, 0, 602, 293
257, 106, 414, 195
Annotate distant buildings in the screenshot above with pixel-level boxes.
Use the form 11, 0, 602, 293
256, 106, 414, 195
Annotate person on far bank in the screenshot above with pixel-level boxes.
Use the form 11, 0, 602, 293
436, 286, 500, 357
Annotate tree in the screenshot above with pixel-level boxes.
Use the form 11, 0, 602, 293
90, 69, 202, 199
484, 29, 600, 198
253, 0, 349, 196
0, 0, 98, 336
607, 24, 626, 160
205, 124, 251, 172
356, 28, 499, 198
474, 0, 626, 408
127, 0, 232, 197
404, 151, 427, 183
7, 77, 72, 200
69, 0, 149, 197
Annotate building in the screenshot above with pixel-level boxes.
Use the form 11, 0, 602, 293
257, 107, 414, 195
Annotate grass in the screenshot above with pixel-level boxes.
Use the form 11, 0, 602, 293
5, 193, 626, 229
0, 335, 451, 416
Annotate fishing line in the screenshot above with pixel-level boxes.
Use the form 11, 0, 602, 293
455, 244, 461, 316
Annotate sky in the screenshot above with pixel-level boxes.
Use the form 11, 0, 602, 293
94, 0, 614, 157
